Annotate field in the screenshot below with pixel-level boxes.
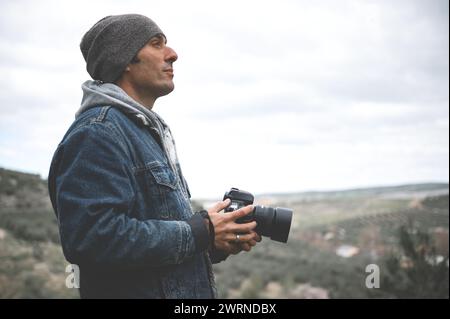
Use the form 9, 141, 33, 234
0, 167, 448, 298
212, 188, 449, 298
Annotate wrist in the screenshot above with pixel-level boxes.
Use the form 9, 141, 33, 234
199, 210, 215, 249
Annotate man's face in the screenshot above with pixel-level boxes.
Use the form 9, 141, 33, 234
126, 34, 178, 99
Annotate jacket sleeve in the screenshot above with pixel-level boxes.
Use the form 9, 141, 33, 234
208, 247, 230, 264
49, 121, 206, 270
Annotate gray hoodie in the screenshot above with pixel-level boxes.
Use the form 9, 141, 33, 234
77, 80, 189, 197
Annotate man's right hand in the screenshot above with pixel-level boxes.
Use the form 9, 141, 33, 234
207, 198, 262, 255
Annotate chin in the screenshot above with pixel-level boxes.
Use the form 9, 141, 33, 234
159, 83, 175, 97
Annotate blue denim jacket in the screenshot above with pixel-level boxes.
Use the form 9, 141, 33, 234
48, 104, 220, 298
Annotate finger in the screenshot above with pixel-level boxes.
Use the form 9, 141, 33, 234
240, 243, 251, 252
248, 231, 260, 242
227, 232, 256, 242
230, 221, 257, 233
225, 205, 254, 221
248, 239, 257, 246
228, 243, 241, 255
209, 198, 231, 214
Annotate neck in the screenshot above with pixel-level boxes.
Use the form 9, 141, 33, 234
115, 79, 156, 110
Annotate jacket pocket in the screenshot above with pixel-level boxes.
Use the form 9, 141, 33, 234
133, 161, 179, 219
146, 161, 178, 190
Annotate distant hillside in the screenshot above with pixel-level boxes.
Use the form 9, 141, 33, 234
0, 168, 77, 298
2, 167, 448, 208
0, 167, 58, 244
256, 183, 449, 202
0, 167, 51, 214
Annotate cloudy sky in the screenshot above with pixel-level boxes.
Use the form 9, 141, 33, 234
0, 0, 448, 198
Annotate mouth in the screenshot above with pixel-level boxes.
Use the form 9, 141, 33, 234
163, 68, 174, 76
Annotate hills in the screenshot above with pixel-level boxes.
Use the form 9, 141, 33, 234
0, 167, 448, 298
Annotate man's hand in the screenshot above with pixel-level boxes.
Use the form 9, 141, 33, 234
207, 198, 262, 255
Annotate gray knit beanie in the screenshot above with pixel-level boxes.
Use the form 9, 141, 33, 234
80, 14, 165, 83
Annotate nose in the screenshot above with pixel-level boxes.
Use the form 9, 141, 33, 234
165, 46, 178, 64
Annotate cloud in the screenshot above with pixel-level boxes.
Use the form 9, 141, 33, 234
0, 0, 448, 197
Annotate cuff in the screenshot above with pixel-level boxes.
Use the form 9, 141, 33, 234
208, 247, 229, 264
186, 213, 210, 253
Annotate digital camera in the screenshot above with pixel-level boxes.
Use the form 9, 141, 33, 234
223, 187, 293, 243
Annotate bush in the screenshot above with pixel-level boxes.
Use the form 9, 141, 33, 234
380, 223, 449, 298
0, 211, 60, 244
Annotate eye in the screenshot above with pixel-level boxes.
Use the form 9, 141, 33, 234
151, 39, 163, 48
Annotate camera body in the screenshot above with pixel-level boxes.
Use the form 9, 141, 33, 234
223, 188, 254, 222
223, 187, 293, 243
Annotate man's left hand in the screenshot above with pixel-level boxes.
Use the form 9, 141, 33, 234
228, 232, 262, 255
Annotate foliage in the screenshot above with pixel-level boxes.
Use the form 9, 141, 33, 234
380, 223, 449, 298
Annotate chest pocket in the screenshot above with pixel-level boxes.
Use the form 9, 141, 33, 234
133, 161, 188, 220
148, 161, 178, 190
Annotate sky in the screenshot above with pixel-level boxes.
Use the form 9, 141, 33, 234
0, 0, 448, 199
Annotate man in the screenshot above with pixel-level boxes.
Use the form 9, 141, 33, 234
48, 14, 261, 299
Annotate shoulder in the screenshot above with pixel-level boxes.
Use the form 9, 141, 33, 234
74, 106, 131, 127
63, 106, 138, 144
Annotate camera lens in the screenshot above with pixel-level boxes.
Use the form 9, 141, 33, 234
253, 206, 293, 243
271, 207, 293, 243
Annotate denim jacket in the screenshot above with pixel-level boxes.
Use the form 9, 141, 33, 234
48, 82, 226, 298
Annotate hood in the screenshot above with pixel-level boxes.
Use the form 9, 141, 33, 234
77, 80, 168, 130
78, 81, 185, 192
